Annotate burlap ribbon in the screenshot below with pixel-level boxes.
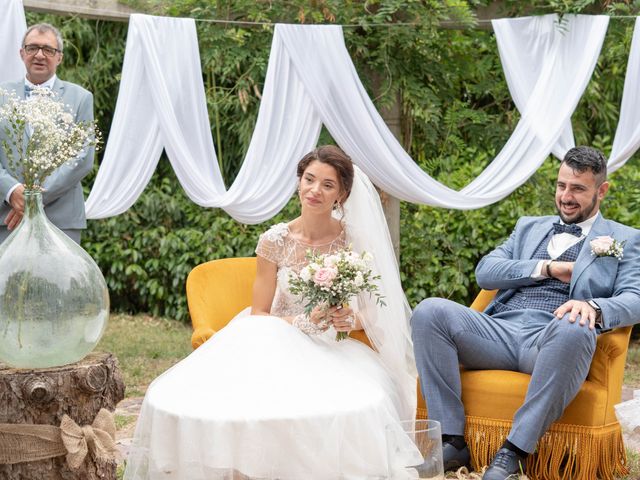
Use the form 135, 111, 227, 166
0, 408, 117, 469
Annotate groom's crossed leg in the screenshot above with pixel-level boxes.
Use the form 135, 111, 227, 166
411, 298, 596, 470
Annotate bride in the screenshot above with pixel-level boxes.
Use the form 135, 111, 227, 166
124, 145, 417, 480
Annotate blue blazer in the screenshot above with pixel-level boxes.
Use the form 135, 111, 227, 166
0, 78, 95, 230
476, 214, 640, 330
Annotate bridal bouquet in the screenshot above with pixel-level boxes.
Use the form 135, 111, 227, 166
0, 86, 100, 190
289, 247, 384, 340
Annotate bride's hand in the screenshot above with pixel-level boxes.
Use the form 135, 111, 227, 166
309, 306, 331, 331
329, 305, 360, 332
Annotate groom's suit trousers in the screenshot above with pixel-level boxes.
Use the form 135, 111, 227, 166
411, 298, 596, 453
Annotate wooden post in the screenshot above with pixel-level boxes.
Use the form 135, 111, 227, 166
370, 73, 403, 261
0, 352, 125, 479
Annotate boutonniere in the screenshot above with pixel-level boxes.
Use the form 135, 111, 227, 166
590, 236, 625, 259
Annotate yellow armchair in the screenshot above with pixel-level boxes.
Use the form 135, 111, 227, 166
186, 257, 257, 349
186, 260, 632, 479
417, 289, 632, 480
186, 256, 373, 349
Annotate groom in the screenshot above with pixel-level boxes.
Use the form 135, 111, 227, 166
411, 146, 640, 480
0, 23, 95, 244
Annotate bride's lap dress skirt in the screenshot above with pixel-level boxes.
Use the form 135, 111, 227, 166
124, 314, 410, 480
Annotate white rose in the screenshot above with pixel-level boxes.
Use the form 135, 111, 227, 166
60, 112, 74, 124
354, 272, 364, 287
324, 255, 338, 267
590, 236, 614, 256
299, 266, 311, 282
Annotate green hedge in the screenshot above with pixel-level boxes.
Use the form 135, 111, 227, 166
84, 161, 307, 321
25, 4, 640, 323
83, 154, 640, 323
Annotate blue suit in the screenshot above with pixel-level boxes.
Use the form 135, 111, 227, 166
480, 214, 640, 329
411, 213, 640, 452
0, 78, 95, 243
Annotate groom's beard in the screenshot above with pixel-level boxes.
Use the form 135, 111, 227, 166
556, 192, 598, 224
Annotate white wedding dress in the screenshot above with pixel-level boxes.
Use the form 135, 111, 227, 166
124, 168, 418, 480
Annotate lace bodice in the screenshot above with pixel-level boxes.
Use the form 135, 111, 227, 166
255, 222, 347, 317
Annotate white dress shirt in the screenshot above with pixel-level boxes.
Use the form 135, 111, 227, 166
532, 212, 599, 278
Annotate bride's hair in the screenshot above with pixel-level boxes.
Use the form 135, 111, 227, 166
296, 145, 354, 200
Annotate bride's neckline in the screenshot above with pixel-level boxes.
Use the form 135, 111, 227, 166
285, 222, 344, 247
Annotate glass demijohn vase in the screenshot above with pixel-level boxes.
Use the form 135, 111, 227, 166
0, 189, 109, 368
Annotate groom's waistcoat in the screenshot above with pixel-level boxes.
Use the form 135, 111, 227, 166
492, 230, 585, 314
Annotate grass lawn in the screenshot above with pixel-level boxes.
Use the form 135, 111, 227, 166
99, 315, 640, 479
625, 340, 640, 388
97, 313, 192, 397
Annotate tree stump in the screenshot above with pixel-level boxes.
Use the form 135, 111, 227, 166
0, 352, 125, 479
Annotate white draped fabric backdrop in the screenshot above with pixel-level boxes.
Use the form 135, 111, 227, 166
0, 0, 26, 83
1, 0, 640, 222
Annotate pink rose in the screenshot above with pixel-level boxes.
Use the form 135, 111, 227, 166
590, 236, 614, 255
313, 267, 337, 288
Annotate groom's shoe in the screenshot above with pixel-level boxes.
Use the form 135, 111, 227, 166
442, 438, 470, 472
483, 448, 526, 480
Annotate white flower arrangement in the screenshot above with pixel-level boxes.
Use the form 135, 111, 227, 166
289, 247, 384, 341
0, 86, 100, 190
590, 235, 625, 260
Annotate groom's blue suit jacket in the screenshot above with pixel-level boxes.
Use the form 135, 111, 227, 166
476, 214, 640, 330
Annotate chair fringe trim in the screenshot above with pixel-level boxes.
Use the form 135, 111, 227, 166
464, 416, 628, 480
417, 409, 628, 480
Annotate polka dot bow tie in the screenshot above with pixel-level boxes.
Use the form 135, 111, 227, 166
552, 222, 583, 237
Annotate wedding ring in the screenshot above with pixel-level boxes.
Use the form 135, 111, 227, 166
347, 314, 355, 328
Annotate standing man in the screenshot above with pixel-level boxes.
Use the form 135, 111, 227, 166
411, 146, 640, 480
0, 23, 95, 244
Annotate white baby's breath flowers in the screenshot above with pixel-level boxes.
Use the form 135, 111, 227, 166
0, 86, 99, 190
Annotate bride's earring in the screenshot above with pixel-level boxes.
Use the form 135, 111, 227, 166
334, 200, 344, 218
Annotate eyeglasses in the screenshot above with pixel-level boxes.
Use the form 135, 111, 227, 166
23, 44, 61, 58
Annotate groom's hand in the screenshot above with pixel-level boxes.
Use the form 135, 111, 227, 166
554, 300, 597, 330
548, 261, 574, 284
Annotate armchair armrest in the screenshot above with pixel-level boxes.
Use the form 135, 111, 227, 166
186, 257, 257, 350
586, 326, 632, 387
191, 326, 216, 349
470, 289, 497, 312
586, 326, 632, 423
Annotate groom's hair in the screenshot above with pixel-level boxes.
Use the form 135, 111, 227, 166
562, 146, 607, 186
297, 145, 354, 200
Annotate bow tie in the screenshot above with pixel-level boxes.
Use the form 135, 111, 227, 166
24, 84, 50, 96
553, 222, 583, 237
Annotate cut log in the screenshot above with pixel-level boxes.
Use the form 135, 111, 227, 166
0, 352, 125, 479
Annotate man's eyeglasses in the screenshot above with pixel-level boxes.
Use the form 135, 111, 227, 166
23, 44, 61, 58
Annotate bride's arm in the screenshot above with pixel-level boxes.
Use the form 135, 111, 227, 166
250, 255, 278, 316
250, 256, 328, 327
250, 255, 331, 333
